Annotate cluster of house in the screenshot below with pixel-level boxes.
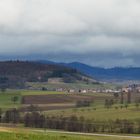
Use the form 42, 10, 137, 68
56, 84, 140, 94
122, 84, 140, 93
56, 88, 121, 93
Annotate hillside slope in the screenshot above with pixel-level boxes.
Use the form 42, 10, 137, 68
37, 60, 140, 82
67, 62, 140, 81
0, 61, 94, 88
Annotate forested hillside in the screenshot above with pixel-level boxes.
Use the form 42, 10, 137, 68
0, 61, 93, 88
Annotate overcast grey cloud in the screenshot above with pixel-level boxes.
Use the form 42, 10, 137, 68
0, 0, 140, 67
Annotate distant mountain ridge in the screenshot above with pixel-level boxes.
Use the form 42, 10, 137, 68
67, 62, 140, 81
37, 60, 140, 81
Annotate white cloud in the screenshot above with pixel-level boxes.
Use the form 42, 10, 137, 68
0, 0, 140, 66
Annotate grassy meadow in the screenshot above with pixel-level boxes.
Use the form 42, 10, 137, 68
0, 90, 65, 110
26, 82, 116, 90
0, 132, 138, 140
0, 92, 21, 110
46, 104, 140, 121
0, 127, 139, 140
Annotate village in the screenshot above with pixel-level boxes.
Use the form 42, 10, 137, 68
42, 84, 140, 94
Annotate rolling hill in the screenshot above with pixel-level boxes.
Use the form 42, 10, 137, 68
37, 60, 140, 82
67, 62, 140, 82
0, 61, 95, 88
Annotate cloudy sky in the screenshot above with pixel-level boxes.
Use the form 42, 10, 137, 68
0, 0, 140, 67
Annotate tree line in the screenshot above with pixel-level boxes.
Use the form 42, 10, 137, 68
1, 108, 140, 134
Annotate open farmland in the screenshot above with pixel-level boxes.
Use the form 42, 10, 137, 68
21, 92, 113, 111
46, 104, 140, 121
26, 82, 116, 90
22, 94, 96, 104
1, 89, 140, 131
20, 90, 65, 96
0, 90, 66, 110
0, 89, 113, 111
1, 89, 140, 135
0, 92, 21, 110
20, 90, 140, 122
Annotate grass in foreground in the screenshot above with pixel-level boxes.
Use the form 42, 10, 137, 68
0, 131, 139, 140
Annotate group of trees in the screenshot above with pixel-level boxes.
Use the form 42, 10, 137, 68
1, 109, 20, 123
104, 99, 114, 108
121, 92, 132, 104
24, 113, 140, 134
1, 108, 140, 134
11, 96, 19, 104
24, 112, 45, 128
24, 112, 132, 133
76, 100, 93, 107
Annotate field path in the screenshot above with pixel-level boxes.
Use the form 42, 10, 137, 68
0, 126, 140, 139
0, 127, 11, 132
35, 129, 140, 139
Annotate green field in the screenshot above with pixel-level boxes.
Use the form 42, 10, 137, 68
46, 104, 140, 121
0, 89, 112, 109
0, 90, 65, 109
0, 130, 139, 140
26, 82, 116, 90
0, 92, 21, 110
